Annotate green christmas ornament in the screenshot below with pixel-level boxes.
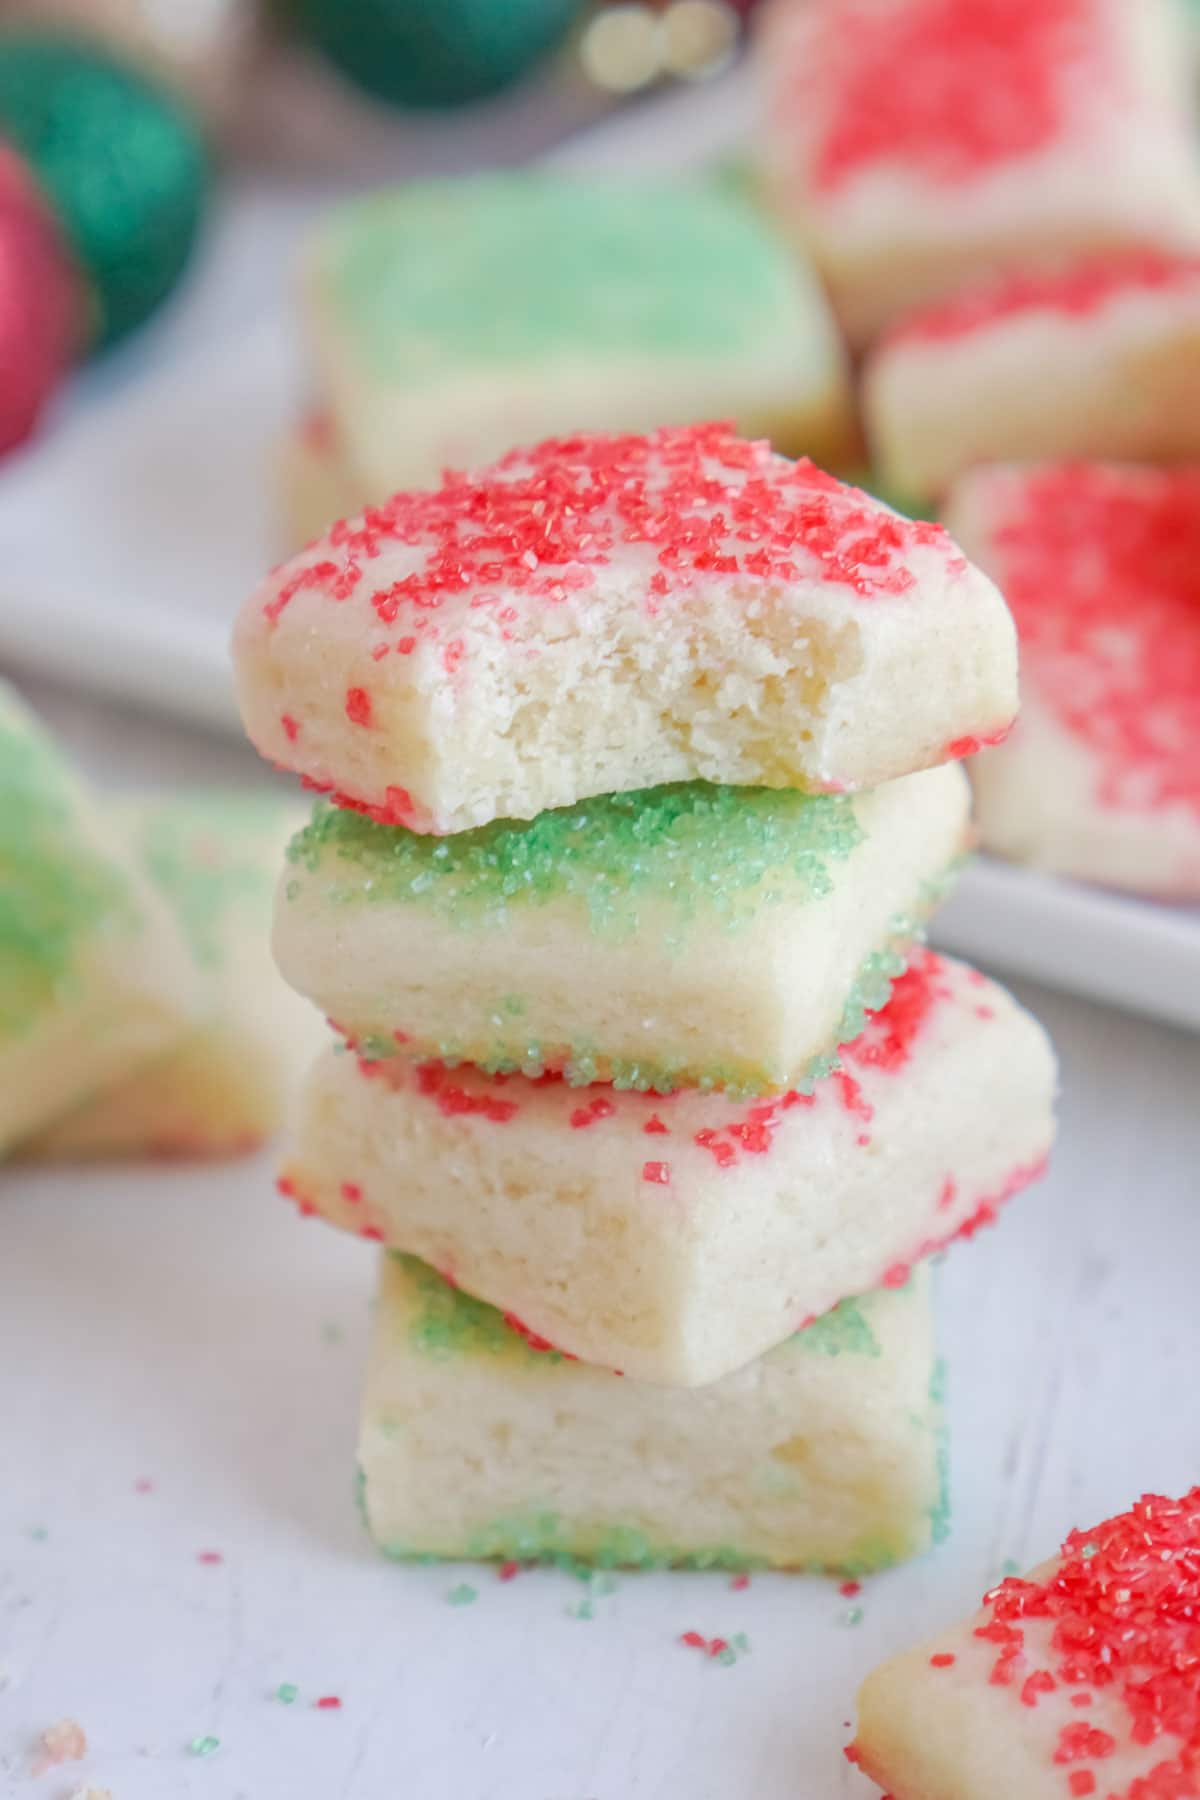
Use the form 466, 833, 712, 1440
0, 36, 210, 348
293, 0, 587, 109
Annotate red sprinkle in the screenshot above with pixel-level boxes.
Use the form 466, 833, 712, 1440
340, 1182, 363, 1205
783, 0, 1115, 195
498, 1561, 520, 1582
643, 1115, 670, 1135
196, 1550, 223, 1565
315, 1696, 342, 1711
840, 1581, 862, 1598
730, 1574, 751, 1592
344, 686, 372, 727
280, 713, 300, 742
886, 252, 1200, 349
1070, 1776, 1097, 1798
973, 464, 1200, 820
642, 1161, 671, 1185
930, 1653, 956, 1668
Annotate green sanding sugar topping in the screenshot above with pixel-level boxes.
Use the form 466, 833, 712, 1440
791, 1295, 881, 1358
127, 793, 292, 970
373, 1506, 914, 1575
288, 783, 865, 940
322, 173, 805, 382
0, 702, 131, 1038
394, 1253, 565, 1365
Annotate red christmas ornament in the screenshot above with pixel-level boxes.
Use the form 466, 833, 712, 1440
0, 143, 80, 455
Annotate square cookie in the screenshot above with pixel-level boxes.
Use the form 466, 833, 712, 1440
360, 1253, 944, 1574
298, 172, 854, 506
759, 0, 1200, 345
947, 463, 1200, 898
281, 954, 1057, 1386
275, 763, 970, 1096
852, 1487, 1200, 1799
0, 684, 201, 1155
234, 424, 1016, 833
23, 794, 326, 1160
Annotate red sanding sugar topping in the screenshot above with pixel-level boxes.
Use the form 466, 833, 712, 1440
971, 1489, 1200, 1798
790, 0, 1111, 194
984, 465, 1200, 818
261, 424, 958, 641
887, 251, 1200, 348
415, 1062, 519, 1123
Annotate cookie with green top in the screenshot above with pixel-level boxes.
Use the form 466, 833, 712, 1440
24, 794, 326, 1160
283, 171, 853, 534
358, 1253, 942, 1573
281, 953, 1056, 1387
0, 683, 201, 1155
275, 764, 970, 1096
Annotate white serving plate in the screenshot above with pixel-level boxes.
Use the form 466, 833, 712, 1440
0, 67, 1196, 1032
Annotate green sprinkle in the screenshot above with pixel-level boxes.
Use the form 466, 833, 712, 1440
446, 1583, 478, 1606
1081, 1543, 1098, 1561
276, 1683, 299, 1705
0, 699, 131, 1039
732, 1633, 750, 1653
287, 782, 865, 943
127, 792, 295, 970
27, 1525, 48, 1541
715, 1646, 738, 1666
840, 1606, 864, 1627
1001, 1557, 1022, 1577
791, 1294, 881, 1358
188, 1735, 220, 1757
395, 1253, 565, 1364
322, 174, 809, 383
567, 1598, 594, 1621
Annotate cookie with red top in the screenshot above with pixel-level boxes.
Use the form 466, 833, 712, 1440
851, 1487, 1200, 1800
285, 172, 855, 530
280, 954, 1056, 1386
946, 463, 1200, 899
865, 253, 1200, 503
758, 0, 1200, 347
360, 1254, 942, 1573
232, 424, 1016, 835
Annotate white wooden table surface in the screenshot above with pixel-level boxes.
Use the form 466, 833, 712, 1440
2, 676, 1199, 1800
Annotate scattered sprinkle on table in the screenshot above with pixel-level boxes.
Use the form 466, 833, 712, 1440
33, 1718, 87, 1771
840, 1605, 865, 1627
678, 1631, 750, 1666
196, 1550, 223, 1565
275, 1683, 299, 1705
839, 1579, 862, 1597
188, 1734, 220, 1757
447, 1583, 478, 1606
133, 1477, 154, 1494
315, 1695, 342, 1710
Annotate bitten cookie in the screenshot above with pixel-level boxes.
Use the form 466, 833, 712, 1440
0, 685, 201, 1155
852, 1487, 1200, 1799
234, 424, 1016, 834
275, 764, 970, 1096
758, 0, 1200, 346
296, 172, 854, 508
24, 794, 326, 1160
281, 954, 1057, 1387
360, 1254, 944, 1574
947, 463, 1200, 898
865, 252, 1200, 502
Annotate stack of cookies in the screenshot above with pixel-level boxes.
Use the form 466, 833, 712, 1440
233, 423, 1058, 1574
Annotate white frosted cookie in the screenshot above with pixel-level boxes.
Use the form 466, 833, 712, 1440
360, 1254, 943, 1574
865, 252, 1200, 502
281, 954, 1057, 1387
947, 464, 1200, 898
275, 764, 969, 1096
759, 0, 1200, 346
233, 424, 1016, 834
852, 1487, 1200, 1799
277, 411, 362, 548
25, 795, 326, 1160
0, 685, 201, 1156
297, 172, 854, 508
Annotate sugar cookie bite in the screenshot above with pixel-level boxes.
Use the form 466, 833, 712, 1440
759, 0, 1200, 346
236, 424, 1017, 835
865, 252, 1200, 503
281, 955, 1056, 1387
947, 463, 1200, 899
360, 1257, 944, 1574
852, 1487, 1200, 1800
282, 172, 854, 535
0, 683, 200, 1155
